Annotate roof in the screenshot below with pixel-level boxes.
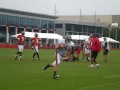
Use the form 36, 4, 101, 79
11, 32, 63, 39
0, 7, 58, 19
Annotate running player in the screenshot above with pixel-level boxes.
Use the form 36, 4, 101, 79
43, 34, 73, 79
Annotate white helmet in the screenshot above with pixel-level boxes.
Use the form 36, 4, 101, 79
21, 31, 25, 35
34, 33, 38, 37
65, 34, 71, 42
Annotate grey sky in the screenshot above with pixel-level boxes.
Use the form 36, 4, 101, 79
0, 0, 119, 15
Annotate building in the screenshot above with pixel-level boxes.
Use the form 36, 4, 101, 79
55, 15, 120, 38
55, 19, 107, 37
0, 8, 120, 46
0, 7, 58, 45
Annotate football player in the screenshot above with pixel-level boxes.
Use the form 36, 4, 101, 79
31, 33, 41, 60
43, 34, 74, 79
15, 31, 26, 61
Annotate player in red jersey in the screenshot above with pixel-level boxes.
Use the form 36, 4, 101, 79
15, 31, 26, 61
89, 34, 101, 67
31, 33, 41, 60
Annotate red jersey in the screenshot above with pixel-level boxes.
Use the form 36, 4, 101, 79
91, 36, 101, 52
17, 35, 26, 45
32, 37, 40, 46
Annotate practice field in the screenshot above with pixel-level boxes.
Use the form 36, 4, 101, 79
0, 48, 120, 90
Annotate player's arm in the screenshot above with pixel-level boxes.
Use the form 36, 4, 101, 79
55, 43, 60, 49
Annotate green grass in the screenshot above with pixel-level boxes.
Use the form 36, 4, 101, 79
0, 48, 120, 90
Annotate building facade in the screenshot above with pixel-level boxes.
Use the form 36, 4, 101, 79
0, 8, 58, 45
0, 8, 120, 46
55, 15, 120, 38
55, 20, 107, 38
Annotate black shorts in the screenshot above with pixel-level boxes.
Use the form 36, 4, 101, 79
103, 49, 109, 55
91, 50, 98, 59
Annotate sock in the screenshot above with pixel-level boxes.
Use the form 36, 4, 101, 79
54, 71, 56, 76
32, 53, 36, 58
44, 64, 50, 70
36, 53, 40, 59
19, 56, 22, 58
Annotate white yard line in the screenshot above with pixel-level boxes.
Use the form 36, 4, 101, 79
74, 81, 120, 90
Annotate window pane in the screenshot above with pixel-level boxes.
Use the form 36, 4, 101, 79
41, 20, 47, 29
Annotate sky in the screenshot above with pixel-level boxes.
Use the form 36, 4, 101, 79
0, 0, 120, 16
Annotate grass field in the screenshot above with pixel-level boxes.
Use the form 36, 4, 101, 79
0, 48, 120, 90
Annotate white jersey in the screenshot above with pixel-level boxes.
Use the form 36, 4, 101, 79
102, 41, 110, 50
66, 41, 74, 46
52, 39, 74, 66
84, 39, 90, 49
56, 39, 74, 56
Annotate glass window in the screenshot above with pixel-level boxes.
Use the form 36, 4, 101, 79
82, 25, 88, 32
41, 20, 47, 29
2, 15, 7, 25
55, 24, 63, 28
88, 26, 96, 33
66, 24, 73, 31
41, 30, 47, 33
96, 27, 102, 33
0, 26, 6, 42
26, 28, 32, 32
9, 27, 16, 36
74, 25, 82, 32
48, 21, 54, 29
67, 31, 72, 35
0, 14, 1, 24
34, 29, 39, 32
18, 27, 24, 34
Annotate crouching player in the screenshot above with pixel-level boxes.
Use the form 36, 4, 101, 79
43, 34, 73, 79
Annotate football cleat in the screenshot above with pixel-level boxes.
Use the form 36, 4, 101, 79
95, 64, 100, 67
31, 58, 34, 60
88, 64, 94, 68
19, 57, 22, 61
53, 75, 59, 79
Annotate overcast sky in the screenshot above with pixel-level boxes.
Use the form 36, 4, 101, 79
0, 0, 120, 16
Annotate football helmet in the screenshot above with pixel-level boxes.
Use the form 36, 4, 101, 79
65, 34, 71, 43
21, 31, 25, 35
34, 33, 38, 37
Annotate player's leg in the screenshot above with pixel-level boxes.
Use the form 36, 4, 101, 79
53, 53, 61, 79
35, 46, 40, 60
43, 52, 60, 70
15, 45, 20, 60
31, 46, 36, 60
82, 48, 85, 60
19, 45, 24, 61
93, 51, 100, 67
88, 50, 94, 67
104, 49, 108, 62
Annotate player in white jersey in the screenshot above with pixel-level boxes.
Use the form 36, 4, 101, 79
43, 34, 73, 79
83, 36, 92, 61
102, 37, 110, 62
